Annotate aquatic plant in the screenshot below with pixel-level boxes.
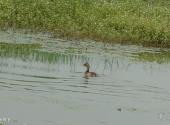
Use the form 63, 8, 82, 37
0, 0, 170, 47
135, 51, 170, 63
0, 42, 41, 58
0, 42, 87, 64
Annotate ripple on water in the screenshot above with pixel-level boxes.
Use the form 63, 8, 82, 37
0, 30, 170, 125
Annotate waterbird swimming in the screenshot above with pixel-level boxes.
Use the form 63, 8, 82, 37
83, 62, 97, 77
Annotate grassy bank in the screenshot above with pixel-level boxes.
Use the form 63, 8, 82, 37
0, 0, 170, 47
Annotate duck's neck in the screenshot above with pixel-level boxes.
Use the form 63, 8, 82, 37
86, 67, 89, 72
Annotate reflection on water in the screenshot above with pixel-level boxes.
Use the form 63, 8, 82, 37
0, 30, 170, 125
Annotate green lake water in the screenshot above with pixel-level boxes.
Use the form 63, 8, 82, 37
0, 30, 170, 125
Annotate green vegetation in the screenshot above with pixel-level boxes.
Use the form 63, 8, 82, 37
0, 0, 170, 47
0, 42, 41, 59
0, 42, 87, 63
135, 51, 170, 63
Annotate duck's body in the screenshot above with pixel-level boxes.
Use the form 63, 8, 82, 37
85, 71, 97, 77
83, 63, 97, 77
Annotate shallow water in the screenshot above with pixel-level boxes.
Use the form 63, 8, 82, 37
0, 30, 170, 125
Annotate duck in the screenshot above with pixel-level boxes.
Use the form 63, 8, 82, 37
83, 62, 97, 77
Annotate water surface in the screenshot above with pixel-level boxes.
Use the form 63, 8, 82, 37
0, 30, 170, 125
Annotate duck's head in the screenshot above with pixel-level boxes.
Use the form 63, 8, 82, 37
83, 62, 90, 68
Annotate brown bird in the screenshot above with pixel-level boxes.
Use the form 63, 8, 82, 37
83, 62, 97, 77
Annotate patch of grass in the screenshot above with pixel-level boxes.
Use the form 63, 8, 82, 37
0, 42, 41, 58
135, 51, 170, 63
0, 42, 87, 63
0, 0, 170, 47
